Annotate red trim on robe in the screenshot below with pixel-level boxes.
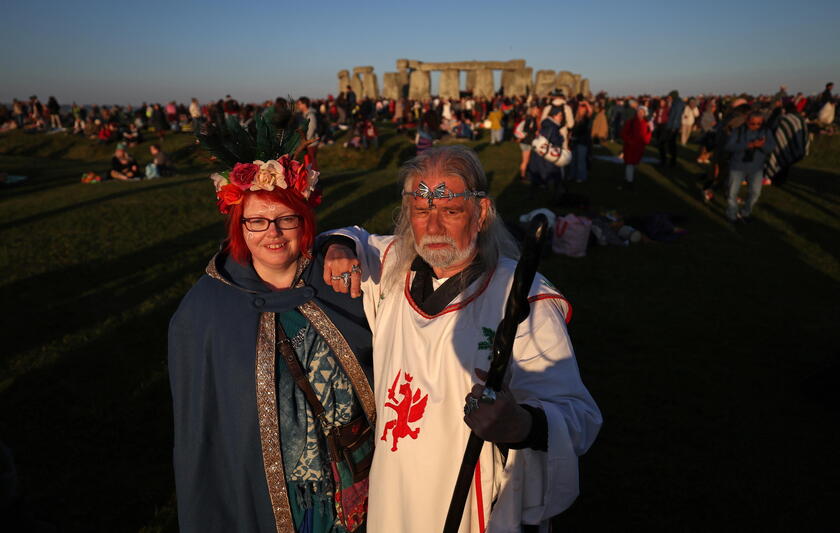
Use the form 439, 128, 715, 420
474, 461, 486, 533
527, 294, 573, 324
379, 240, 397, 280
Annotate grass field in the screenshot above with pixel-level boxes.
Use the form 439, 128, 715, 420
1, 125, 838, 532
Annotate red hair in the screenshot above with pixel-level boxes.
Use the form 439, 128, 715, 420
225, 188, 316, 265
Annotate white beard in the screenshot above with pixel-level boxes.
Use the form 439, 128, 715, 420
415, 235, 476, 270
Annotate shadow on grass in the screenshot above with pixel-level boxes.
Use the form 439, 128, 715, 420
0, 155, 96, 197
777, 183, 840, 220
320, 179, 402, 231
761, 203, 840, 258
1, 301, 182, 532
0, 221, 222, 374
549, 142, 840, 531
785, 169, 840, 197
0, 177, 206, 232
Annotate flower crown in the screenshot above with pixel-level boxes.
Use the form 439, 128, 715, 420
211, 155, 321, 214
197, 106, 322, 214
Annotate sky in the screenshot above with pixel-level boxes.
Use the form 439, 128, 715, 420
2, 0, 839, 105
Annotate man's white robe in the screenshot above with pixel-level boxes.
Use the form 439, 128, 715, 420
331, 228, 602, 533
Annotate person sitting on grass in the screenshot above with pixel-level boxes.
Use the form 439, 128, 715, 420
145, 144, 174, 179
110, 143, 142, 181
123, 123, 143, 147
97, 122, 118, 144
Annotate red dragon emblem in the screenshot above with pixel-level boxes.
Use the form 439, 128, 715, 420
381, 370, 429, 452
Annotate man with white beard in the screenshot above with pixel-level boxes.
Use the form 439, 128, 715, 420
322, 146, 601, 533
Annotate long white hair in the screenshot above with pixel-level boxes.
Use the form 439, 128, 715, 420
383, 145, 520, 292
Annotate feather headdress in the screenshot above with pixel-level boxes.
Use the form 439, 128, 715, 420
197, 108, 320, 214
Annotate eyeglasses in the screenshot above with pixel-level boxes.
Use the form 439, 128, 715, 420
241, 215, 302, 232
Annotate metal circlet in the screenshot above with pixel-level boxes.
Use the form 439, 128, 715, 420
403, 181, 486, 208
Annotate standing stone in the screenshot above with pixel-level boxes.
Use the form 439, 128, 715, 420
409, 70, 431, 100
522, 67, 534, 95
396, 71, 409, 98
396, 59, 410, 71
466, 70, 477, 93
338, 69, 351, 95
501, 70, 515, 95
555, 71, 576, 97
473, 69, 494, 99
580, 78, 591, 98
362, 72, 379, 99
571, 73, 582, 96
383, 73, 399, 100
535, 70, 556, 96
439, 69, 460, 99
352, 66, 374, 98
508, 68, 531, 97
351, 74, 363, 99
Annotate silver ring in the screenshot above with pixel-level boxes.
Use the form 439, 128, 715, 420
351, 264, 361, 274
464, 388, 496, 415
332, 272, 352, 287
464, 396, 480, 415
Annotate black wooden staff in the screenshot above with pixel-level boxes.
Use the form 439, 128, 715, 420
442, 214, 550, 533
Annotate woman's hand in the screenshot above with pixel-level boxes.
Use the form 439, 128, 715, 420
322, 244, 362, 298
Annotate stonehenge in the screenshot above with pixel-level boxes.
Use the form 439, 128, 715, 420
555, 70, 576, 98
465, 70, 477, 93
337, 59, 591, 100
337, 70, 351, 93
382, 72, 400, 100
439, 69, 460, 100
580, 78, 591, 100
408, 70, 431, 100
473, 69, 494, 99
535, 70, 557, 98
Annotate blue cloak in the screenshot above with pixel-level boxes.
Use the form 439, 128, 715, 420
168, 242, 373, 533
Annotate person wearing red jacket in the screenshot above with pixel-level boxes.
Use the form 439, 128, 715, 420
620, 104, 653, 189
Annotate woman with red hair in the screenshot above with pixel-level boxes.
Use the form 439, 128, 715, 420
169, 146, 374, 533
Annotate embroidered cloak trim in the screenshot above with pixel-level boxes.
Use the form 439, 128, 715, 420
204, 255, 375, 533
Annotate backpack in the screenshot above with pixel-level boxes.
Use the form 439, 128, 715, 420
552, 214, 592, 257
532, 135, 572, 167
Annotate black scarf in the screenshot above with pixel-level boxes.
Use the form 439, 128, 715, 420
409, 255, 484, 315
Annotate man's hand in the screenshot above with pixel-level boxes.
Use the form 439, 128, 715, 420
464, 368, 532, 443
322, 244, 362, 298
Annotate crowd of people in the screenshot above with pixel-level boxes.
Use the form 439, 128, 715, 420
2, 82, 834, 213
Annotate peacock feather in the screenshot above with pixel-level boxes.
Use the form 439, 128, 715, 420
196, 105, 307, 168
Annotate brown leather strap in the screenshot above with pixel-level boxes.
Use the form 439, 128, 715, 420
275, 318, 325, 420
276, 317, 373, 469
